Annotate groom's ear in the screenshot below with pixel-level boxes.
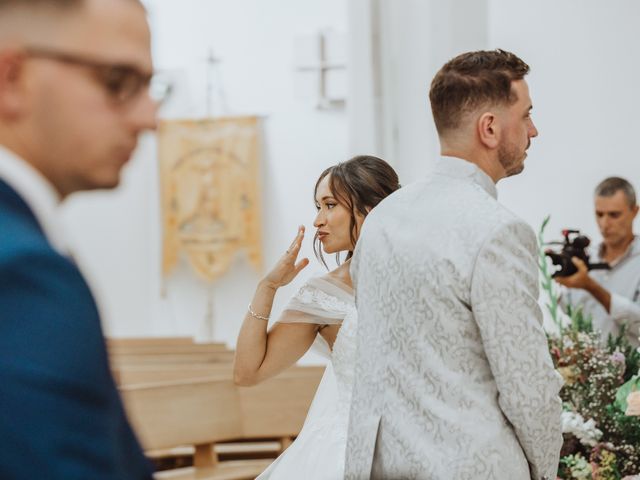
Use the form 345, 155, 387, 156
477, 112, 500, 149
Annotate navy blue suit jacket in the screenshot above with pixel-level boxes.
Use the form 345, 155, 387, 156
0, 179, 152, 479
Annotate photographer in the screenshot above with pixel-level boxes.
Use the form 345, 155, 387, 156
555, 177, 640, 347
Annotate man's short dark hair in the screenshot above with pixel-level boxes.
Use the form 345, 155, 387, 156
0, 0, 82, 9
595, 177, 637, 208
429, 49, 530, 135
0, 0, 140, 12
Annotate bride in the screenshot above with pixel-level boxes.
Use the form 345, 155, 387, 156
233, 155, 400, 479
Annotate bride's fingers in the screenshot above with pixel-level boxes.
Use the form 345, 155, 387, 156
287, 241, 304, 263
292, 225, 305, 245
286, 226, 305, 255
294, 258, 309, 275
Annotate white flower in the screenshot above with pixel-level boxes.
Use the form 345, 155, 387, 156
561, 411, 603, 447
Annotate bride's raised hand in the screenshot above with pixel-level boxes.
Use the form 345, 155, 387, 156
262, 225, 309, 290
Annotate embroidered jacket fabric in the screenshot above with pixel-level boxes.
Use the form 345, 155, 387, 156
345, 157, 564, 480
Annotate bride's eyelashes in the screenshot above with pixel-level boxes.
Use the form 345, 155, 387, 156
315, 200, 338, 211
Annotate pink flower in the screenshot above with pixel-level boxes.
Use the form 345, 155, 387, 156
610, 351, 625, 364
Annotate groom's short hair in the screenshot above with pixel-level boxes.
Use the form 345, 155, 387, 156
429, 49, 529, 135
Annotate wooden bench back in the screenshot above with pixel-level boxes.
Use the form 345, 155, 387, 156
114, 337, 324, 478
109, 342, 228, 356
108, 337, 234, 367
120, 376, 242, 451
237, 366, 324, 438
118, 365, 325, 444
111, 350, 236, 367
107, 337, 195, 348
114, 363, 233, 385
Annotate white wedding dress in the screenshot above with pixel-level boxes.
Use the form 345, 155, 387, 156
256, 275, 357, 480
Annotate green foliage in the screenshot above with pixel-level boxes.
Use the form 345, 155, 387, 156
559, 454, 592, 480
566, 304, 593, 334
614, 376, 639, 413
538, 215, 562, 332
607, 325, 640, 382
539, 216, 640, 478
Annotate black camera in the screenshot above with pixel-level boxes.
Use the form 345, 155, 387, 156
544, 229, 610, 277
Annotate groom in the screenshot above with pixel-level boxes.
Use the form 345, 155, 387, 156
345, 50, 563, 480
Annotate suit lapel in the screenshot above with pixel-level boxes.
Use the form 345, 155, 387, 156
0, 178, 47, 237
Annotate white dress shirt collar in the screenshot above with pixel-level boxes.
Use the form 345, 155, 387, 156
0, 145, 69, 255
434, 156, 498, 200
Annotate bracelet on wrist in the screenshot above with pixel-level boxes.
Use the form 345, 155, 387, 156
247, 304, 270, 321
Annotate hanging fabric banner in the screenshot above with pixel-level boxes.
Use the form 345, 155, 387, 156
159, 116, 263, 283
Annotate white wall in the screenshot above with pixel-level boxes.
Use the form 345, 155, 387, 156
354, 0, 489, 179
489, 0, 640, 242
344, 0, 640, 329
397, 0, 488, 182
362, 0, 640, 242
62, 0, 349, 352
60, 1, 640, 347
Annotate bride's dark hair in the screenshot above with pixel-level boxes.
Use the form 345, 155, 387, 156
313, 155, 400, 269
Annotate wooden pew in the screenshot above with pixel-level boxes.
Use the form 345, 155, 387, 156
108, 341, 228, 357
114, 363, 233, 385
111, 350, 236, 367
114, 364, 282, 464
110, 338, 252, 473
112, 337, 324, 478
117, 365, 324, 479
120, 375, 273, 480
107, 337, 195, 348
108, 338, 235, 367
237, 366, 325, 445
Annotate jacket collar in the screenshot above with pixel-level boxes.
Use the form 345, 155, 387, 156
0, 145, 69, 254
433, 156, 498, 200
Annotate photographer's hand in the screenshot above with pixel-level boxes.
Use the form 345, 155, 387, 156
554, 257, 590, 289
555, 257, 612, 312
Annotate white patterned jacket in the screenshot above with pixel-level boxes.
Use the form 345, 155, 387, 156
345, 156, 564, 480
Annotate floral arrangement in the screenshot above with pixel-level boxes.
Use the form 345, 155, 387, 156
538, 217, 640, 480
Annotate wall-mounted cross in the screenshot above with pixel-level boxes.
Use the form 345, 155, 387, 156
294, 30, 347, 110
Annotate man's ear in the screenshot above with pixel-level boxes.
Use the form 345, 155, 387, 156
477, 112, 500, 149
0, 51, 27, 119
632, 204, 639, 219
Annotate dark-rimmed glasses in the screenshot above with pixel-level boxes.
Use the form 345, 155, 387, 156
24, 46, 172, 106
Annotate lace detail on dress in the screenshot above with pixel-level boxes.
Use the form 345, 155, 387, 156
278, 276, 355, 325
295, 284, 353, 316
290, 277, 357, 415
331, 309, 358, 418
256, 276, 356, 480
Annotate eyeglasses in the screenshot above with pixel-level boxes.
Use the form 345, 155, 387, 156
24, 47, 172, 106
